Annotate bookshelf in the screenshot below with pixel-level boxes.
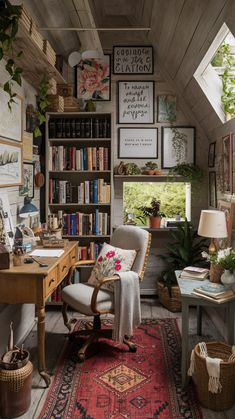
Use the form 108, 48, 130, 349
45, 112, 113, 299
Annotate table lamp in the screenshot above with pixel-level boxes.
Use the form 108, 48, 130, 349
198, 209, 227, 254
19, 196, 39, 218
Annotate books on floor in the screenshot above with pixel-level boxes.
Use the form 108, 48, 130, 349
180, 266, 209, 279
192, 281, 235, 303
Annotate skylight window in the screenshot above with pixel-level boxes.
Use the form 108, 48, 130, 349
194, 23, 235, 123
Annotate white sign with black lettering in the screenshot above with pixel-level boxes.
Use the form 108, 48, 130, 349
118, 128, 158, 159
118, 81, 154, 124
113, 46, 153, 74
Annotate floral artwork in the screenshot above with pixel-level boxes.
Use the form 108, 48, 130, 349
77, 55, 111, 101
88, 243, 137, 291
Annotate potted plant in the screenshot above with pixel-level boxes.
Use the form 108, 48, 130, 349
168, 163, 203, 188
143, 161, 159, 175
137, 198, 165, 228
158, 218, 207, 311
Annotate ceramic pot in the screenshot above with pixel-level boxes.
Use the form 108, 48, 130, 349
149, 216, 161, 229
220, 269, 235, 285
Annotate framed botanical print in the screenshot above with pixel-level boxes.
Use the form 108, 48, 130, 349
209, 171, 217, 208
161, 126, 196, 168
117, 81, 154, 124
76, 54, 111, 101
218, 199, 235, 244
157, 95, 176, 123
208, 141, 216, 168
222, 133, 232, 193
0, 88, 23, 142
0, 138, 23, 187
19, 162, 34, 198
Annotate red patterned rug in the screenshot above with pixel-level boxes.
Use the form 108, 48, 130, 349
38, 319, 202, 419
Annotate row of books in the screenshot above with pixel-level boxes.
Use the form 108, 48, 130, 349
78, 242, 103, 260
48, 117, 111, 139
62, 210, 110, 236
49, 179, 110, 204
49, 146, 109, 171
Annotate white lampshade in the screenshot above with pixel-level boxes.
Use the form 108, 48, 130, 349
198, 210, 227, 238
68, 51, 81, 67
81, 49, 104, 60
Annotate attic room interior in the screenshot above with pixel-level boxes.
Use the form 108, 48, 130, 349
0, 0, 235, 417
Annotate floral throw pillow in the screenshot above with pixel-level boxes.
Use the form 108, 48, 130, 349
87, 243, 137, 292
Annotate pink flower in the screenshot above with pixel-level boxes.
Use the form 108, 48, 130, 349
97, 256, 103, 262
115, 259, 121, 264
106, 251, 115, 258
78, 59, 109, 98
115, 264, 121, 271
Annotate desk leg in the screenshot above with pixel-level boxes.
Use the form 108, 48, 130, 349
227, 302, 235, 345
37, 305, 51, 387
181, 300, 189, 388
197, 305, 202, 336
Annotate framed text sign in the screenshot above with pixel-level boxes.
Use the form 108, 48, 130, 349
118, 81, 154, 124
118, 127, 158, 159
113, 46, 153, 74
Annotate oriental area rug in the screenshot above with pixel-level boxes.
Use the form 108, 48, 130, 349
38, 319, 202, 419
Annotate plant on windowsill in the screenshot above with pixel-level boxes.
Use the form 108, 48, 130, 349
0, 0, 23, 109
158, 218, 207, 312
137, 198, 165, 229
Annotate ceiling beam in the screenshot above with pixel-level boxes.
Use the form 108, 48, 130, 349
38, 27, 151, 31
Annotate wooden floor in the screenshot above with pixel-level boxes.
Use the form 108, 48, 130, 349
16, 299, 235, 418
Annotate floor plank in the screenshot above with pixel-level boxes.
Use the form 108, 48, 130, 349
10, 299, 235, 418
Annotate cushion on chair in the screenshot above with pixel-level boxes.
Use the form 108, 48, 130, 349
61, 283, 114, 315
87, 242, 137, 291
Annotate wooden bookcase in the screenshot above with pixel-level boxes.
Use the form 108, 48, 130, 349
45, 112, 113, 300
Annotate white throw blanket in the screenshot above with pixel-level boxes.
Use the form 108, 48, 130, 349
112, 271, 141, 342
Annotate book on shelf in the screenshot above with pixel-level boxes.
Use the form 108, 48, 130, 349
49, 178, 110, 204
180, 266, 209, 279
48, 116, 111, 140
62, 211, 110, 236
49, 146, 110, 171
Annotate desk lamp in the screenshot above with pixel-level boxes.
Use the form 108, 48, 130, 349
19, 196, 39, 219
198, 210, 227, 254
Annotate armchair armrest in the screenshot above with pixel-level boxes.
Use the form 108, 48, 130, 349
64, 259, 96, 285
91, 275, 119, 314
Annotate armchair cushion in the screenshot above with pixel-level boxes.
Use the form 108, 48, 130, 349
88, 243, 137, 291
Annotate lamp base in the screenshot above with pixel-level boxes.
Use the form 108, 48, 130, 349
208, 238, 217, 255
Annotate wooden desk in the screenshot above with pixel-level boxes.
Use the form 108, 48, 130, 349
175, 271, 235, 388
0, 241, 78, 387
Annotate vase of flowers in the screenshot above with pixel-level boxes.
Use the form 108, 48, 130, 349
202, 247, 235, 283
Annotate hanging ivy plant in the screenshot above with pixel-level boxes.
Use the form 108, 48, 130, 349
0, 0, 23, 109
34, 74, 50, 138
168, 163, 203, 188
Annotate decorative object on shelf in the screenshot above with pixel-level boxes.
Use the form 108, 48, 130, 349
117, 80, 154, 124
137, 198, 165, 228
209, 171, 217, 208
34, 74, 50, 138
123, 163, 141, 175
19, 162, 34, 198
113, 46, 153, 74
0, 0, 23, 109
222, 133, 232, 193
218, 200, 235, 244
77, 54, 111, 101
0, 139, 22, 187
118, 127, 158, 159
161, 126, 195, 168
208, 141, 216, 168
85, 99, 96, 112
114, 161, 126, 175
0, 88, 22, 142
142, 161, 159, 175
168, 163, 203, 187
157, 95, 176, 123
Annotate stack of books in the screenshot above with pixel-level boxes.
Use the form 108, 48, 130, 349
180, 266, 209, 279
193, 282, 235, 303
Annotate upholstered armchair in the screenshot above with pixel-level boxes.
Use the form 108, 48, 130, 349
61, 225, 151, 361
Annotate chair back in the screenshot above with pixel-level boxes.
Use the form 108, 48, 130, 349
110, 225, 151, 281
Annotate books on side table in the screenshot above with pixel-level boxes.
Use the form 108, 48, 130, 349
180, 266, 209, 280
192, 281, 235, 303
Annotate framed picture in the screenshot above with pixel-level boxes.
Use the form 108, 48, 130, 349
19, 162, 34, 198
118, 127, 158, 159
0, 87, 23, 142
208, 141, 216, 168
113, 45, 153, 74
222, 133, 232, 193
157, 95, 176, 123
0, 192, 14, 250
76, 54, 111, 101
209, 171, 217, 208
218, 199, 235, 243
117, 81, 154, 124
0, 138, 23, 187
161, 126, 196, 168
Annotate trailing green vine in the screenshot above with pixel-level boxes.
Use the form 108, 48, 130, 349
0, 0, 23, 109
168, 163, 203, 188
34, 74, 50, 138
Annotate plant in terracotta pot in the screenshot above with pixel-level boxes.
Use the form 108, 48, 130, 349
143, 161, 159, 175
137, 198, 165, 228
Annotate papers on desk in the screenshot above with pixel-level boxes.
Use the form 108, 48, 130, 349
29, 249, 64, 258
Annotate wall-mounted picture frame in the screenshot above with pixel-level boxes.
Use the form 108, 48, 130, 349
222, 133, 232, 194
218, 199, 235, 244
0, 138, 23, 187
161, 126, 196, 169
76, 54, 111, 101
113, 45, 153, 74
19, 162, 34, 198
208, 141, 216, 168
209, 171, 217, 208
157, 95, 176, 123
118, 81, 154, 124
0, 191, 14, 250
118, 127, 158, 159
0, 88, 23, 142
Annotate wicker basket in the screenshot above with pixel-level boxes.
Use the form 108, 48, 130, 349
193, 341, 235, 411
157, 281, 181, 312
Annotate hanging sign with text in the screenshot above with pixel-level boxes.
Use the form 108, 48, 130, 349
113, 46, 153, 74
118, 81, 154, 124
118, 127, 158, 159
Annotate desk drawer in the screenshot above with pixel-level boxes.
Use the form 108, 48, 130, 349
70, 247, 77, 264
45, 267, 58, 298
58, 254, 70, 280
